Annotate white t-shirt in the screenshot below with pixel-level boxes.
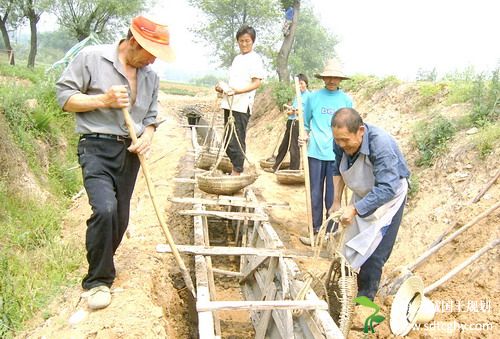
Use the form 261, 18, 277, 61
221, 50, 265, 114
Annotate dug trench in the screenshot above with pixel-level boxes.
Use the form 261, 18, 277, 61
20, 84, 499, 338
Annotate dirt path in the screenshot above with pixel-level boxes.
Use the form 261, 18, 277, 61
20, 87, 499, 339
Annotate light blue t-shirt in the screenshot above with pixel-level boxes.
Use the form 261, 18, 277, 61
289, 89, 310, 120
304, 88, 353, 160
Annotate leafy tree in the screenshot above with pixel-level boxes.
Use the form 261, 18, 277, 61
276, 0, 299, 83
0, 0, 23, 65
285, 6, 337, 78
188, 0, 281, 67
18, 0, 51, 68
50, 0, 149, 42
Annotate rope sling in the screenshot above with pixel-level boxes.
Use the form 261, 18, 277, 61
197, 95, 258, 195
293, 209, 357, 337
274, 111, 305, 185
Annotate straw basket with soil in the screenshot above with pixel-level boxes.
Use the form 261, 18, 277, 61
196, 151, 233, 174
275, 169, 304, 184
197, 169, 258, 195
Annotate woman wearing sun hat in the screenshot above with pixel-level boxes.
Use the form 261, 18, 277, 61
299, 59, 353, 245
56, 16, 174, 310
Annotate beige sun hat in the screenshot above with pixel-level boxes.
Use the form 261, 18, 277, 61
130, 16, 175, 62
390, 275, 436, 336
314, 59, 350, 79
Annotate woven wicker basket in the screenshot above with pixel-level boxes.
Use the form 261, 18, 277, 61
326, 255, 358, 337
275, 169, 304, 185
197, 171, 258, 195
259, 158, 290, 170
196, 152, 233, 174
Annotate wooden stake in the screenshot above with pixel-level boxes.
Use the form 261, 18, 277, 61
294, 76, 314, 247
471, 169, 500, 203
121, 108, 196, 298
424, 238, 499, 294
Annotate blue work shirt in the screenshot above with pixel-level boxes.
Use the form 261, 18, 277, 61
304, 88, 353, 161
333, 123, 410, 216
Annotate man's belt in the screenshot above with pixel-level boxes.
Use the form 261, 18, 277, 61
81, 133, 130, 142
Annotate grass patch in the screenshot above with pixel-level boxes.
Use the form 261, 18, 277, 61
0, 65, 83, 337
161, 87, 197, 96
472, 121, 500, 159
417, 82, 446, 109
0, 187, 82, 337
413, 115, 456, 167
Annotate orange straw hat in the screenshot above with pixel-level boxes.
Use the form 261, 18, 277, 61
130, 16, 175, 62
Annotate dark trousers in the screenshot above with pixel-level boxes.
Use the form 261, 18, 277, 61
308, 157, 334, 232
224, 109, 249, 173
357, 197, 406, 300
77, 137, 140, 289
273, 119, 300, 171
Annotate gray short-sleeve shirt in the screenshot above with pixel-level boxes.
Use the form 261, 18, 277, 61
56, 42, 160, 137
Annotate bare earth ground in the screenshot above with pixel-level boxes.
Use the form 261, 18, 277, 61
20, 85, 499, 338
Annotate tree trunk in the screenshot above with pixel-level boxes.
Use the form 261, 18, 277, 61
0, 15, 15, 65
276, 0, 300, 83
27, 14, 39, 68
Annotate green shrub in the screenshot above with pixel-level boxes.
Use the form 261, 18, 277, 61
416, 82, 446, 109
408, 173, 420, 200
269, 80, 294, 111
446, 81, 473, 105
469, 69, 499, 127
473, 121, 500, 159
413, 115, 456, 166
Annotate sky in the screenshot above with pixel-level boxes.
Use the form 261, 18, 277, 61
35, 0, 498, 81
146, 0, 499, 82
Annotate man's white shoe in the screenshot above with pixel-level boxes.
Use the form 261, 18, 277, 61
87, 285, 111, 310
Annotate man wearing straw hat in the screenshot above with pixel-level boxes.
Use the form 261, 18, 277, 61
56, 16, 174, 310
329, 108, 409, 316
299, 59, 353, 245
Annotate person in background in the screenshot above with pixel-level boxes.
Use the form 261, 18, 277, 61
56, 16, 174, 310
282, 6, 294, 36
215, 25, 265, 176
329, 107, 409, 325
299, 59, 353, 245
272, 73, 310, 172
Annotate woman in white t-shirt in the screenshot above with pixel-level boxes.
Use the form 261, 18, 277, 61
215, 25, 265, 175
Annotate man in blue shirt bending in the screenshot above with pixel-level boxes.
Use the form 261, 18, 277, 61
299, 59, 353, 245
330, 107, 410, 301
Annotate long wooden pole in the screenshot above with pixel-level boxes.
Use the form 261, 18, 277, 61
423, 238, 499, 294
294, 77, 314, 247
408, 201, 500, 271
122, 108, 196, 298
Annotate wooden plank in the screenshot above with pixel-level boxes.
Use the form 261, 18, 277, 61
179, 209, 268, 221
157, 244, 330, 259
240, 256, 270, 283
193, 202, 216, 339
202, 214, 221, 337
212, 268, 243, 277
254, 285, 277, 339
173, 178, 197, 183
260, 257, 278, 301
197, 299, 328, 312
169, 196, 290, 209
